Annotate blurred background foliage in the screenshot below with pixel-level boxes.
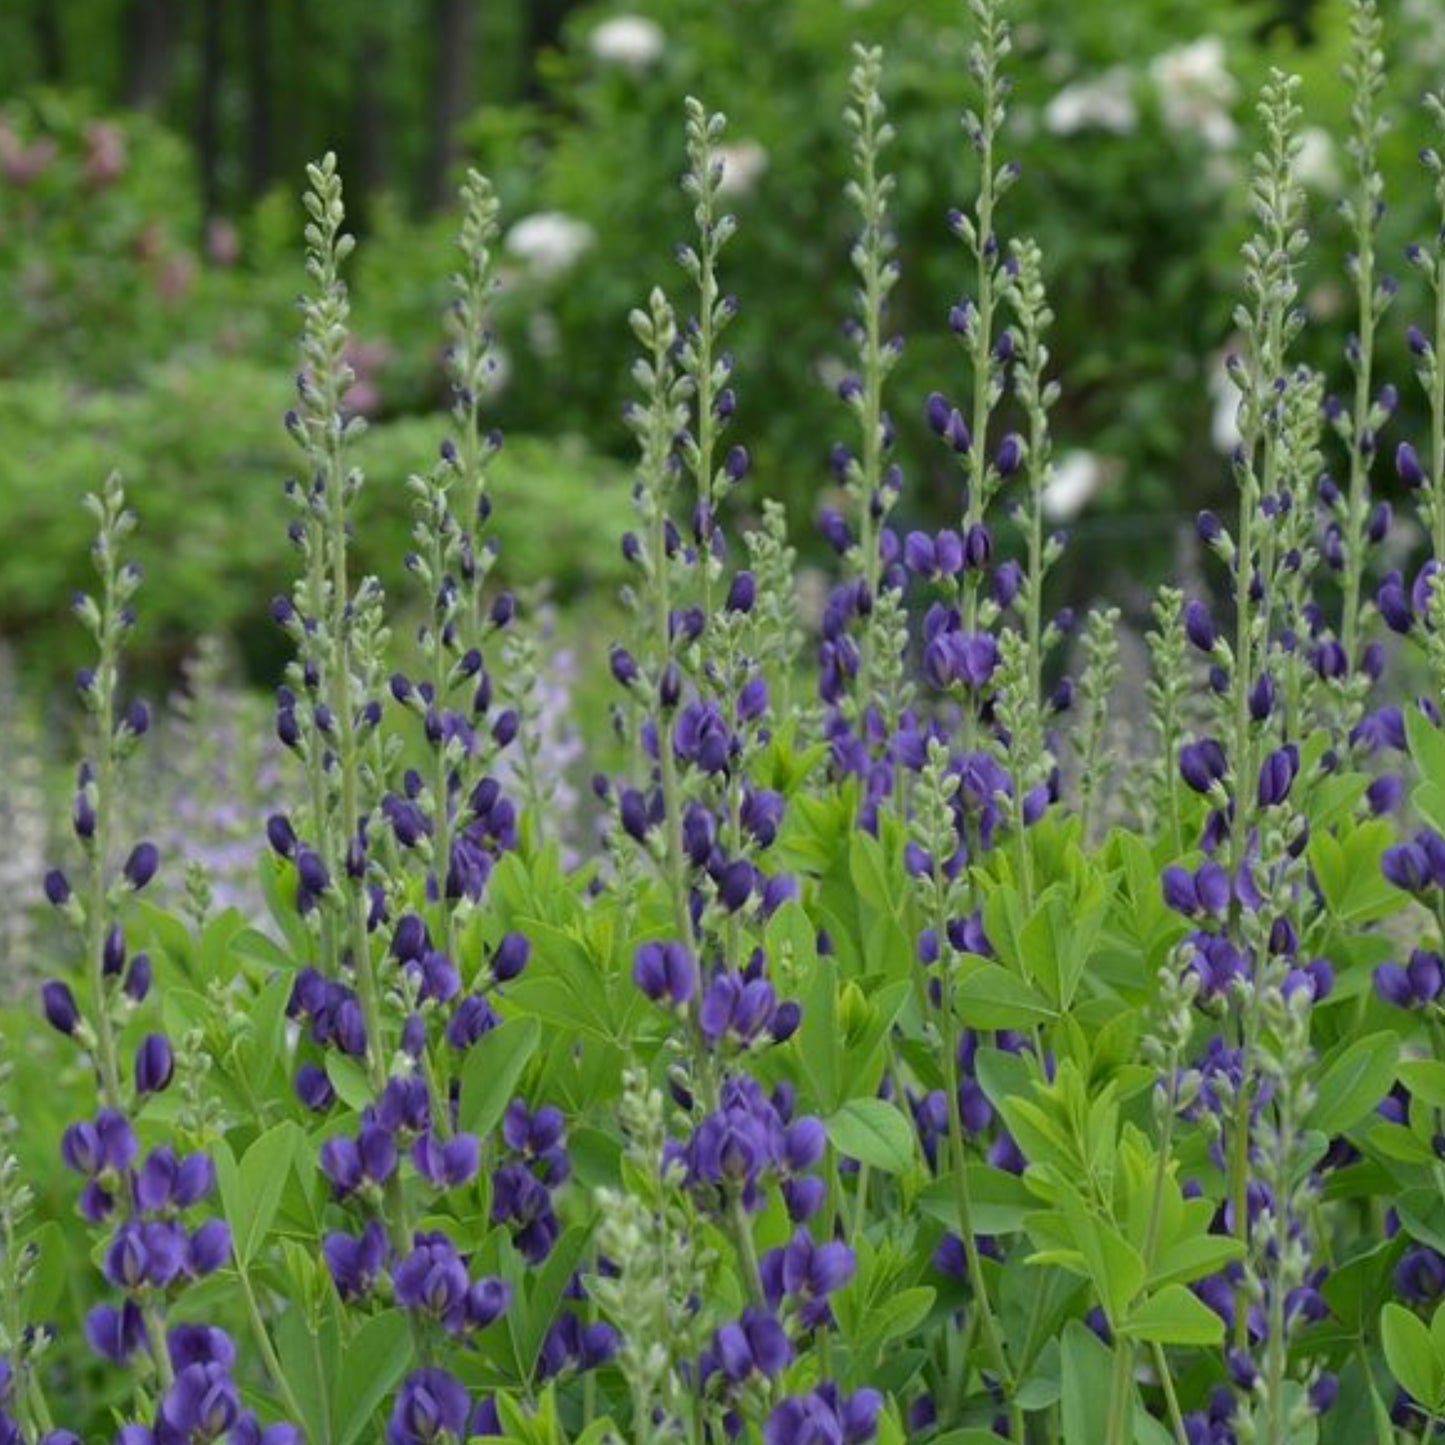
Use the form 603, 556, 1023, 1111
2, 0, 1445, 692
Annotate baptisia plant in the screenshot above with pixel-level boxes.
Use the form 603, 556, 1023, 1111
14, 0, 1445, 1443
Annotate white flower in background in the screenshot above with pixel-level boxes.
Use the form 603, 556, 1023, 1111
716, 140, 769, 198
528, 309, 561, 358
1044, 67, 1137, 136
1295, 126, 1341, 193
589, 15, 665, 72
1150, 37, 1238, 151
1209, 350, 1243, 455
504, 212, 596, 280
1043, 451, 1105, 522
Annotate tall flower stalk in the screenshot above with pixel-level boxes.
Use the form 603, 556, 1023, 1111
1332, 0, 1392, 693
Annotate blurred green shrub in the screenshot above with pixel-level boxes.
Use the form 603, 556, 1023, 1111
0, 359, 629, 687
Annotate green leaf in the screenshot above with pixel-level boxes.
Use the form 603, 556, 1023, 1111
849, 830, 898, 917
1400, 1060, 1445, 1111
1120, 1284, 1225, 1346
1308, 1033, 1399, 1137
224, 1121, 302, 1267
458, 1017, 541, 1137
324, 1053, 375, 1112
826, 1099, 915, 1175
796, 954, 841, 1114
955, 963, 1056, 1030
1061, 1319, 1114, 1444
1382, 1302, 1444, 1412
1408, 705, 1445, 792
855, 1286, 936, 1349
333, 1310, 414, 1445
511, 1226, 591, 1384
20, 1221, 69, 1321
916, 1166, 1034, 1235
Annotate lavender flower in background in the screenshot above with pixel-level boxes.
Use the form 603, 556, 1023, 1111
0, 648, 50, 995
124, 638, 284, 923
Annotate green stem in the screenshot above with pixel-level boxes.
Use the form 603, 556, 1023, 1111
936, 946, 1014, 1405
238, 1264, 310, 1427
1340, 169, 1377, 670
727, 1191, 765, 1308
1151, 1342, 1189, 1445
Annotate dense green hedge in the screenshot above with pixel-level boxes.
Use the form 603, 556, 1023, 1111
0, 360, 629, 687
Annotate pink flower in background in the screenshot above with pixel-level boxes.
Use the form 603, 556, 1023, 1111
205, 217, 241, 267
342, 336, 393, 417
154, 251, 195, 301
82, 121, 127, 188
0, 122, 57, 186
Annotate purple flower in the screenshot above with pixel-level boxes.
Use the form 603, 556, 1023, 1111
412, 1130, 482, 1188
159, 1361, 240, 1439
85, 1300, 147, 1363
135, 1033, 175, 1094
1179, 738, 1227, 795
699, 973, 778, 1046
1257, 745, 1298, 808
1183, 599, 1216, 652
62, 1108, 136, 1177
633, 940, 697, 1006
324, 1220, 387, 1300
709, 1307, 793, 1383
123, 841, 160, 891
393, 1233, 471, 1326
320, 1124, 397, 1198
1399, 440, 1427, 488
492, 932, 530, 981
295, 1062, 336, 1112
42, 981, 80, 1035
187, 1219, 232, 1276
1383, 841, 1433, 893
446, 994, 499, 1049
764, 1385, 881, 1445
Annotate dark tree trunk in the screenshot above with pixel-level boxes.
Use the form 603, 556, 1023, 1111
197, 0, 224, 229
244, 0, 272, 197
33, 0, 64, 83
354, 22, 389, 201
522, 0, 575, 101
122, 0, 177, 110
424, 0, 476, 211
